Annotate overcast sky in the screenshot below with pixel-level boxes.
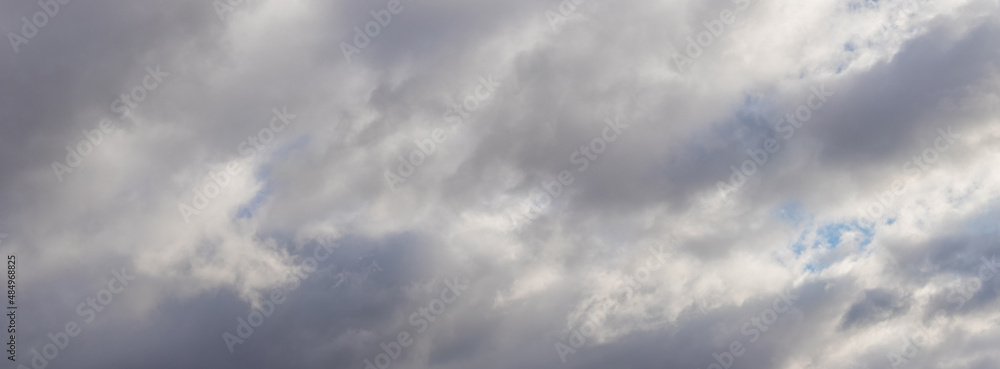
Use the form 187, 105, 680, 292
2, 0, 1000, 368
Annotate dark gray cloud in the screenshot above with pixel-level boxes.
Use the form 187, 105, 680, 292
839, 288, 911, 330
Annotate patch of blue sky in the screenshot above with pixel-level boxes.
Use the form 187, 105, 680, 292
776, 200, 876, 272
804, 263, 820, 273
273, 134, 311, 161
817, 223, 852, 248
803, 222, 875, 273
236, 182, 272, 219
778, 201, 810, 255
790, 232, 809, 256
235, 134, 310, 220
964, 202, 1000, 236
700, 93, 773, 142
776, 201, 806, 226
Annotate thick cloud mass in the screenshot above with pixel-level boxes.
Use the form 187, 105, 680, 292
1, 0, 999, 368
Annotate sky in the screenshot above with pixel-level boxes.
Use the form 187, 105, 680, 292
1, 0, 999, 368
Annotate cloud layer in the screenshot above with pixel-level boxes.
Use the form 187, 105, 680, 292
1, 0, 999, 368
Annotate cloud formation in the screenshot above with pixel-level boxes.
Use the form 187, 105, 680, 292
1, 0, 999, 368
